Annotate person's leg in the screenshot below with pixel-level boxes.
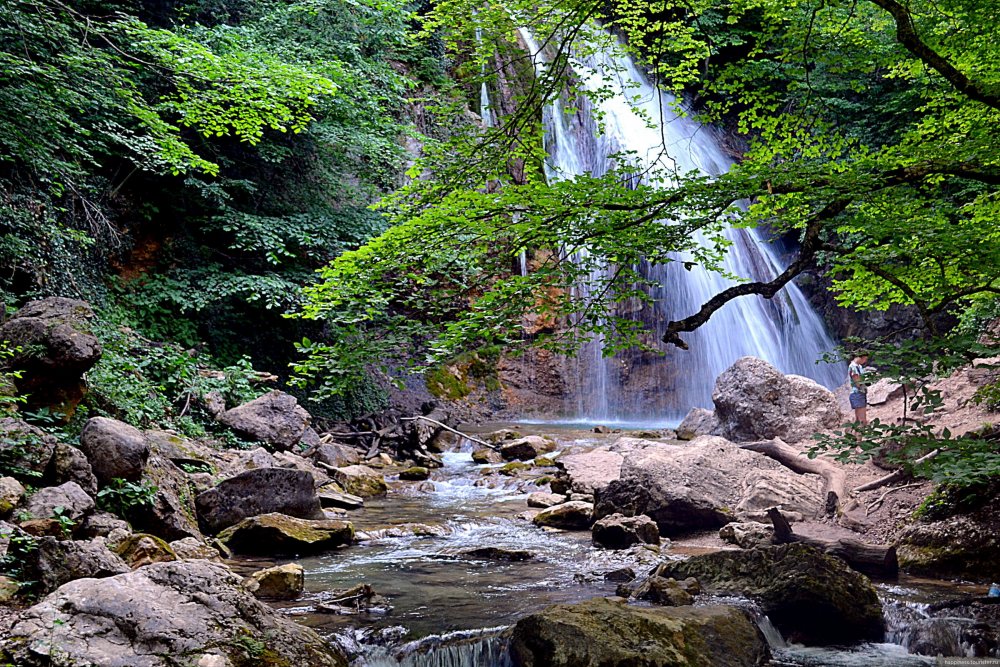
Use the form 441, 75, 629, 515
854, 406, 867, 426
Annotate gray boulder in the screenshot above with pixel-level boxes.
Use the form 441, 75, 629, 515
594, 437, 759, 535
712, 357, 843, 443
169, 537, 222, 561
500, 436, 555, 462
195, 468, 324, 534
78, 417, 150, 484
5, 559, 347, 667
527, 492, 566, 509
551, 448, 623, 495
218, 390, 311, 451
131, 455, 202, 541
78, 511, 130, 539
51, 443, 98, 497
0, 476, 25, 516
719, 521, 774, 549
273, 450, 330, 487
592, 513, 659, 549
32, 537, 129, 593
0, 418, 57, 480
23, 481, 94, 522
0, 298, 100, 374
331, 465, 387, 498
658, 543, 884, 645
313, 442, 362, 468
509, 597, 769, 667
217, 512, 353, 555
676, 407, 719, 440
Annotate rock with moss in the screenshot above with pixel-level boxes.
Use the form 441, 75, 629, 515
896, 513, 1000, 581
500, 461, 532, 476
131, 455, 202, 541
509, 597, 769, 667
472, 447, 503, 464
217, 512, 353, 556
532, 501, 593, 530
331, 465, 387, 498
500, 436, 555, 462
114, 533, 177, 568
0, 477, 25, 516
398, 466, 430, 481
658, 543, 884, 645
4, 559, 347, 667
195, 468, 324, 534
219, 390, 312, 451
242, 563, 304, 600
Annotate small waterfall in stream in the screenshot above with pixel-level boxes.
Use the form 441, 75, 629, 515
519, 31, 845, 424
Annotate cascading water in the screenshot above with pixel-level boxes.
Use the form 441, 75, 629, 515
519, 30, 845, 424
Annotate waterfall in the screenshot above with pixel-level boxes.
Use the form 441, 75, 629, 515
519, 30, 845, 424
360, 628, 511, 667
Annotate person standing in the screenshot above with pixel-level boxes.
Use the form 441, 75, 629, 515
848, 350, 870, 435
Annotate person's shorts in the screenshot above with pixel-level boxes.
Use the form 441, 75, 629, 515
849, 392, 867, 409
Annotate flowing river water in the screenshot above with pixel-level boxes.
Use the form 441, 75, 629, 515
245, 426, 991, 667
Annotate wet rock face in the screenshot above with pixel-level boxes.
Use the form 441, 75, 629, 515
195, 468, 324, 534
658, 543, 884, 645
509, 597, 770, 667
218, 390, 311, 451
712, 357, 843, 443
4, 560, 347, 667
78, 417, 150, 485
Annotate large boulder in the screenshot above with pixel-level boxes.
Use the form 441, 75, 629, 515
130, 455, 202, 541
896, 514, 1000, 581
658, 543, 884, 645
594, 436, 801, 535
591, 513, 659, 549
218, 390, 311, 451
31, 537, 129, 593
4, 559, 347, 667
551, 448, 623, 495
78, 417, 150, 484
313, 442, 362, 468
0, 476, 25, 516
195, 468, 324, 534
0, 418, 57, 480
22, 481, 94, 522
734, 468, 823, 522
0, 298, 101, 414
500, 436, 556, 462
114, 533, 177, 568
676, 407, 719, 441
331, 465, 387, 498
51, 443, 98, 497
509, 597, 769, 667
217, 512, 354, 555
712, 357, 843, 443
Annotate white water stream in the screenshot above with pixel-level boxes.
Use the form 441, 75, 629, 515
519, 30, 844, 424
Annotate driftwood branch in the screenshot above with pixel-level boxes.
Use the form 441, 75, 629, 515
766, 507, 898, 577
854, 449, 940, 492
740, 438, 847, 516
400, 416, 498, 451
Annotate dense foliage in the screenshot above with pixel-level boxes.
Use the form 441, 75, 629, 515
294, 0, 1000, 478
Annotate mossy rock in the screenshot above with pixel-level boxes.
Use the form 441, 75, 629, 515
425, 365, 472, 400
500, 461, 532, 476
533, 456, 556, 467
217, 512, 354, 556
114, 533, 177, 568
398, 466, 430, 481
509, 597, 769, 667
658, 543, 883, 645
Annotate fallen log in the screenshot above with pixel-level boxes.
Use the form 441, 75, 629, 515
765, 508, 898, 578
741, 439, 847, 516
855, 449, 939, 492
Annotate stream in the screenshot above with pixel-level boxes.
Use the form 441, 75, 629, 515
258, 427, 987, 666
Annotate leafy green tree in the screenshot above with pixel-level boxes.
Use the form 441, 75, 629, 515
294, 0, 1000, 477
